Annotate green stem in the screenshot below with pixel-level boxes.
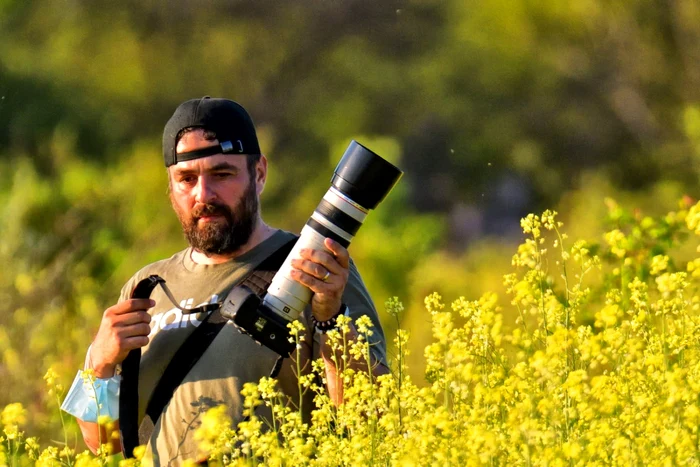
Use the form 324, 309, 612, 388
396, 315, 404, 429
56, 392, 74, 467
662, 314, 669, 370
296, 332, 303, 417
554, 227, 570, 308
534, 238, 548, 347
8, 438, 14, 467
396, 315, 402, 391
365, 337, 379, 465
91, 380, 102, 450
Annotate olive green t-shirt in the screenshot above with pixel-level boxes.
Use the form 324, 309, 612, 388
117, 230, 386, 465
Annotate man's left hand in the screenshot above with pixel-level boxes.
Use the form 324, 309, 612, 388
290, 238, 349, 322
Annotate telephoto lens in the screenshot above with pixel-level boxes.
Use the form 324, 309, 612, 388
263, 140, 403, 321
222, 140, 402, 357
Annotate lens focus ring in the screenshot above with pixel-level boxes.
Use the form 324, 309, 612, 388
315, 199, 362, 236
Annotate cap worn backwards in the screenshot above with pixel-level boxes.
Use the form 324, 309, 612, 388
162, 96, 261, 167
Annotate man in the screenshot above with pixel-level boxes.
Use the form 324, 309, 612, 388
64, 97, 388, 464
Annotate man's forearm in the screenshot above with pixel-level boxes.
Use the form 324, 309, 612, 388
319, 323, 389, 406
77, 418, 122, 455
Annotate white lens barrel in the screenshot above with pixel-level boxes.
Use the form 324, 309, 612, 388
262, 187, 367, 319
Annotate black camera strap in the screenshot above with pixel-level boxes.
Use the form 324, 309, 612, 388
119, 236, 297, 458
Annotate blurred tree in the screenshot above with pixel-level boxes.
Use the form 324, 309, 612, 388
1, 0, 699, 446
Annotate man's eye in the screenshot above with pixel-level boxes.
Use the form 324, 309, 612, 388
180, 176, 196, 184
214, 172, 235, 178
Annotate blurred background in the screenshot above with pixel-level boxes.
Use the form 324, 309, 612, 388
1, 0, 699, 443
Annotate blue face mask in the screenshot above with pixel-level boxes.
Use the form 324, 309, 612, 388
60, 370, 121, 423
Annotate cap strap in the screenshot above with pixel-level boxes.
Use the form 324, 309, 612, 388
174, 141, 239, 164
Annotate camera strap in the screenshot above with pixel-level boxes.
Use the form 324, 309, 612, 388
119, 235, 298, 458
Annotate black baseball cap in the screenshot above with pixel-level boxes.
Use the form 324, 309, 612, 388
162, 97, 261, 167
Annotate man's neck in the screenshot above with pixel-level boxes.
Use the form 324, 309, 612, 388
190, 220, 278, 265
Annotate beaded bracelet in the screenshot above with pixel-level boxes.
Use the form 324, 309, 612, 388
311, 304, 348, 333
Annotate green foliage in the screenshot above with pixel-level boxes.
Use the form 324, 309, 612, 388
1, 0, 700, 459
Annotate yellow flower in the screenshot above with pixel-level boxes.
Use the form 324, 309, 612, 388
37, 446, 60, 466
650, 254, 670, 275
385, 296, 404, 317
686, 200, 700, 234
1, 402, 27, 429
686, 258, 700, 278
355, 315, 374, 336
595, 304, 621, 328
132, 445, 147, 460
604, 229, 627, 258
424, 292, 444, 315
521, 213, 542, 238
194, 405, 232, 457
43, 368, 58, 388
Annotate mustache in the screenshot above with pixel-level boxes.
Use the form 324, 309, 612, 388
191, 203, 230, 219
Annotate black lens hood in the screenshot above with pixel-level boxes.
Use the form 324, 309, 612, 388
330, 140, 403, 210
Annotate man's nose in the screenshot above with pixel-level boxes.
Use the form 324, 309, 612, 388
193, 176, 216, 204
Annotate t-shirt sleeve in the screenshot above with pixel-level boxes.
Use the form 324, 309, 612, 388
118, 277, 136, 303
117, 267, 155, 303
344, 258, 388, 368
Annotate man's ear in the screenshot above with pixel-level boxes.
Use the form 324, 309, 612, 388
255, 155, 268, 195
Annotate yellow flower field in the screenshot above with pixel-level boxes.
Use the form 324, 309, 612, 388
2, 199, 700, 466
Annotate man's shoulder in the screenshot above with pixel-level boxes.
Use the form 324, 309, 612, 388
271, 229, 298, 242
133, 249, 190, 279
248, 229, 298, 259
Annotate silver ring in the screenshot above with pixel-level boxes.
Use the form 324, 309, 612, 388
321, 270, 331, 282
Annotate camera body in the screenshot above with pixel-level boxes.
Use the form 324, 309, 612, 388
220, 140, 403, 356
221, 285, 296, 356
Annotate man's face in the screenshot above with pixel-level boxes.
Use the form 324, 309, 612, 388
168, 129, 265, 256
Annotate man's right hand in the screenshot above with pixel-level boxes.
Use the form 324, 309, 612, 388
89, 299, 155, 378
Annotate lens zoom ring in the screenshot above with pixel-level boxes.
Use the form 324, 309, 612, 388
316, 200, 362, 236
306, 219, 351, 248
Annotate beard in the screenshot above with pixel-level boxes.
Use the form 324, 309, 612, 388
172, 180, 259, 256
